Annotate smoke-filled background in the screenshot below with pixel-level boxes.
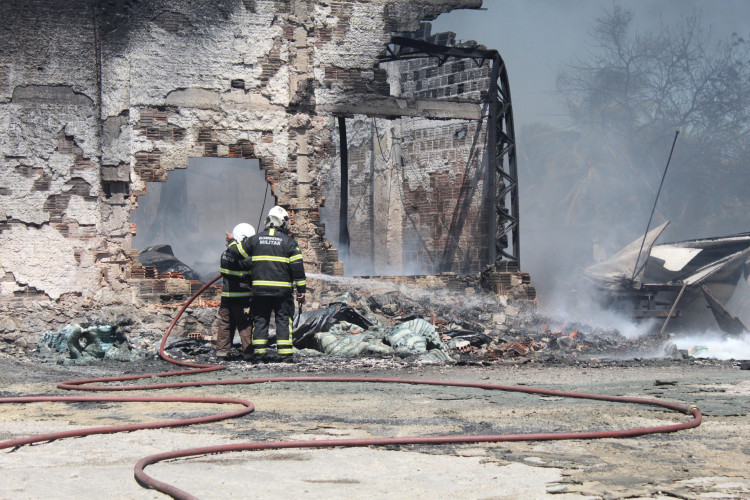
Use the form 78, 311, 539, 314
434, 0, 750, 357
131, 158, 268, 281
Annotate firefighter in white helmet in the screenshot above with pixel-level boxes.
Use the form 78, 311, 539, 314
243, 206, 306, 362
215, 222, 255, 361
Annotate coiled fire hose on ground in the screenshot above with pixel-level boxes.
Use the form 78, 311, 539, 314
0, 274, 702, 500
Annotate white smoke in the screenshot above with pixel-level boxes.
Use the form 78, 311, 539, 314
673, 332, 750, 360
431, 1, 750, 360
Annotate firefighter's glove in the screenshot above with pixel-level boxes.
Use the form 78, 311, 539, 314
296, 293, 306, 304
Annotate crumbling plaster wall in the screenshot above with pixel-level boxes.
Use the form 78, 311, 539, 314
0, 0, 483, 310
1, 1, 104, 303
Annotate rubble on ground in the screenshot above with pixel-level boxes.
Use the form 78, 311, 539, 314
159, 279, 730, 365
4, 275, 743, 366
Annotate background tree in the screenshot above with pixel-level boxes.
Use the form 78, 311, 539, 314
521, 3, 750, 300
557, 4, 750, 237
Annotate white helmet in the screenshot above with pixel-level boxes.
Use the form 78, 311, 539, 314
232, 223, 255, 242
266, 205, 290, 230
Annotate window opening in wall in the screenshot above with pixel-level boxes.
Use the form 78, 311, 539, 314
130, 158, 266, 282
319, 22, 519, 278
319, 115, 490, 277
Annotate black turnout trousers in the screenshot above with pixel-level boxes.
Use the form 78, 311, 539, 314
251, 295, 295, 356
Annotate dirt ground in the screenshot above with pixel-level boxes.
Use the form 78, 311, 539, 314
1, 353, 748, 500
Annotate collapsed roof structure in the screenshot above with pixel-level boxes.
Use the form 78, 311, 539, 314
583, 221, 750, 336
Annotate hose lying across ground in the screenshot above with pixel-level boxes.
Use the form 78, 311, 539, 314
0, 275, 703, 500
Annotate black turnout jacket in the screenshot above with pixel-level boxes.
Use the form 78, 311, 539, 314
241, 227, 306, 298
219, 239, 252, 302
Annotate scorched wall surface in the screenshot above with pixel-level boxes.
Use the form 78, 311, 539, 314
0, 0, 483, 309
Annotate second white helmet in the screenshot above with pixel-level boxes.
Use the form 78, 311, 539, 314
266, 206, 290, 230
232, 223, 255, 241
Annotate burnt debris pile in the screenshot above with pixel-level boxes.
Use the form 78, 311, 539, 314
27, 277, 715, 366
160, 276, 696, 364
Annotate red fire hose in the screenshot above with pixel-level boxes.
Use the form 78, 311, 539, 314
0, 273, 702, 500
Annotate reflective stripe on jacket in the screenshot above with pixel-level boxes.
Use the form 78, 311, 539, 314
220, 240, 252, 301
243, 227, 306, 297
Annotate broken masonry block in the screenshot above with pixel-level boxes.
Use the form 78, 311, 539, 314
38, 324, 130, 360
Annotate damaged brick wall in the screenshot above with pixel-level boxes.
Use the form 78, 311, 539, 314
1, 0, 105, 303
321, 23, 493, 275
0, 0, 484, 316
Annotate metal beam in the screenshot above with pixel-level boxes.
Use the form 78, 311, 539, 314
319, 98, 482, 121
338, 117, 350, 259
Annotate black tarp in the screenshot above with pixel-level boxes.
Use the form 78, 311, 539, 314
293, 303, 374, 349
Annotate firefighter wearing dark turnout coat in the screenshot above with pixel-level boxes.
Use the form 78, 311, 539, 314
243, 206, 306, 361
216, 223, 255, 360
